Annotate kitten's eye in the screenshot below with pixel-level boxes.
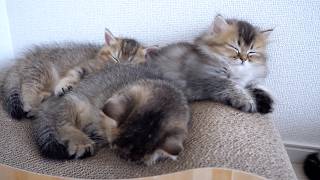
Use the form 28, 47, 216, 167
247, 52, 257, 59
237, 40, 241, 46
250, 44, 254, 49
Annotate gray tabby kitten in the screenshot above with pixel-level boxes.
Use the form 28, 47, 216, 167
33, 63, 190, 165
146, 15, 273, 114
2, 29, 147, 119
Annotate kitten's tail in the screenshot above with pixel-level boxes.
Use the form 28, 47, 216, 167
2, 65, 25, 119
32, 97, 70, 159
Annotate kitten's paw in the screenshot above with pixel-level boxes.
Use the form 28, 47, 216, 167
54, 80, 74, 96
230, 97, 256, 113
100, 111, 118, 143
25, 109, 37, 119
67, 137, 95, 159
23, 103, 32, 113
251, 88, 274, 114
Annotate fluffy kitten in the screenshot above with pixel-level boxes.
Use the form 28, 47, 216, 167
304, 153, 320, 180
3, 29, 147, 119
146, 15, 273, 114
55, 29, 147, 96
33, 63, 190, 165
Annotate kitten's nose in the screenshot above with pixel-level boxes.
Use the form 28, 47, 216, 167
239, 54, 248, 62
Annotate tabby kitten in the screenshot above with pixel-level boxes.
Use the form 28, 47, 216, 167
55, 29, 147, 96
34, 63, 190, 165
3, 29, 147, 119
146, 15, 273, 114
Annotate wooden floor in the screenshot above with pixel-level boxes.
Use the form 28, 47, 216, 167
0, 164, 267, 180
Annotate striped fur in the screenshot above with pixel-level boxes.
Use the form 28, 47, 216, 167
146, 15, 274, 114
33, 64, 190, 165
3, 32, 146, 119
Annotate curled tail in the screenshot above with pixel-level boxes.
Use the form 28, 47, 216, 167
32, 97, 70, 159
2, 67, 25, 119
35, 124, 69, 159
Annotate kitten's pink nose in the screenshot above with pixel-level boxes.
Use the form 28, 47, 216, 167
239, 54, 248, 62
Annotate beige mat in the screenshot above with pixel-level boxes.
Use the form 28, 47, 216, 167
0, 101, 296, 179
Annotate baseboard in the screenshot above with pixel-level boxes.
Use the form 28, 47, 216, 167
284, 142, 320, 163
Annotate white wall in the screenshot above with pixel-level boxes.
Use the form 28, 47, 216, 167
0, 0, 13, 66
3, 0, 320, 147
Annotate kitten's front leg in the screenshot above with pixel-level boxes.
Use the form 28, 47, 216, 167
247, 85, 274, 114
191, 77, 257, 113
54, 67, 84, 96
218, 84, 257, 113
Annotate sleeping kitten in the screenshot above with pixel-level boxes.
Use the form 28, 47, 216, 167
33, 63, 190, 165
3, 29, 147, 119
146, 15, 273, 114
55, 29, 147, 96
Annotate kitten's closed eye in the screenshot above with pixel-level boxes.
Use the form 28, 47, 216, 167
227, 44, 239, 53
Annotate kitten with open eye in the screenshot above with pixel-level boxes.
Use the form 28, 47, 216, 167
2, 29, 147, 119
146, 15, 273, 114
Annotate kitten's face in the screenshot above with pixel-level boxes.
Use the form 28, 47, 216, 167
97, 29, 146, 64
197, 15, 272, 66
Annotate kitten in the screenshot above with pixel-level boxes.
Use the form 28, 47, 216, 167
55, 29, 147, 96
304, 152, 320, 180
3, 29, 147, 119
146, 15, 273, 114
33, 63, 190, 165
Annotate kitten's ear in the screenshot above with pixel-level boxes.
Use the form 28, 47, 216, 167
210, 14, 229, 35
143, 45, 160, 56
105, 28, 116, 45
260, 29, 273, 39
143, 46, 160, 61
102, 94, 130, 121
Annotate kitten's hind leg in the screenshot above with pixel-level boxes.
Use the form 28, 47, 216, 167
26, 91, 51, 118
21, 64, 56, 117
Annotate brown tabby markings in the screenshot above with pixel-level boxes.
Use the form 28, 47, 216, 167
55, 31, 147, 96
97, 38, 145, 64
147, 15, 273, 114
195, 16, 271, 67
102, 79, 189, 165
3, 29, 148, 119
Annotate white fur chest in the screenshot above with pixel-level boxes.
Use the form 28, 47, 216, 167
229, 62, 266, 87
